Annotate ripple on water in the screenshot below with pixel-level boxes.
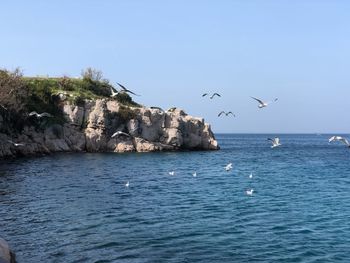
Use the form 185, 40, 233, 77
1, 135, 350, 262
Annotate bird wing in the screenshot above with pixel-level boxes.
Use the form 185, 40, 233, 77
117, 82, 127, 91
213, 93, 221, 97
267, 138, 274, 142
251, 97, 264, 104
41, 112, 53, 117
126, 90, 140, 96
275, 137, 280, 144
218, 111, 225, 117
29, 111, 38, 116
274, 98, 278, 102
329, 136, 336, 142
226, 112, 234, 116
167, 107, 176, 112
202, 93, 208, 97
340, 138, 350, 146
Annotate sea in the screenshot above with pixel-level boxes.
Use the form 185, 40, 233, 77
1, 134, 350, 263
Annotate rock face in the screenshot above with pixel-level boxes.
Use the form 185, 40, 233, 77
0, 238, 16, 263
0, 99, 219, 158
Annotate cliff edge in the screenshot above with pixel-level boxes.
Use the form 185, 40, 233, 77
0, 69, 219, 158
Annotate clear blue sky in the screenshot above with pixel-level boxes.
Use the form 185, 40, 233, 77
1, 0, 350, 133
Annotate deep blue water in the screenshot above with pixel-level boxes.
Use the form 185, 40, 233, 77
1, 134, 350, 263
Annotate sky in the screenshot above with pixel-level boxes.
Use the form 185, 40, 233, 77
1, 0, 350, 133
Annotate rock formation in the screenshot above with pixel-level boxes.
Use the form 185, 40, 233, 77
0, 238, 16, 263
0, 98, 219, 158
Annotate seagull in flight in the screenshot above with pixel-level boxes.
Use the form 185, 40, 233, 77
167, 107, 177, 112
110, 87, 119, 98
150, 106, 164, 111
7, 140, 25, 147
218, 111, 235, 117
267, 137, 281, 148
329, 136, 350, 147
251, 97, 278, 108
29, 111, 53, 118
246, 189, 254, 196
202, 93, 221, 99
225, 163, 233, 171
111, 131, 130, 138
117, 83, 140, 96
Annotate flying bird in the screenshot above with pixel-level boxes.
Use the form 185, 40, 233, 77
117, 83, 140, 96
218, 111, 235, 117
251, 97, 278, 108
29, 111, 53, 118
329, 136, 350, 147
110, 87, 119, 97
246, 189, 254, 196
225, 163, 233, 171
267, 137, 281, 148
202, 93, 221, 99
7, 140, 25, 147
111, 131, 130, 138
150, 107, 164, 111
167, 107, 177, 112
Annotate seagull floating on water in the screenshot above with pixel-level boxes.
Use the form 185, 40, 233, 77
169, 171, 175, 176
329, 136, 350, 147
249, 173, 253, 179
7, 140, 25, 147
117, 83, 140, 96
218, 111, 235, 117
192, 172, 197, 177
29, 111, 53, 118
251, 97, 278, 109
225, 163, 233, 171
246, 189, 254, 196
125, 181, 130, 187
267, 137, 281, 148
111, 131, 130, 138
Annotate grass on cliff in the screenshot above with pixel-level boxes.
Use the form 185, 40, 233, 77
0, 68, 141, 131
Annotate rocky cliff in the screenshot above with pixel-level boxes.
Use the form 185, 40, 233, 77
0, 98, 219, 158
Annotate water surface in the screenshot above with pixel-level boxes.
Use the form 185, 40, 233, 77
1, 134, 350, 262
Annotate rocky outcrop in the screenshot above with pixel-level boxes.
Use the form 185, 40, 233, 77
0, 238, 16, 263
0, 99, 219, 158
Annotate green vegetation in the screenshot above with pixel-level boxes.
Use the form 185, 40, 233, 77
0, 68, 141, 131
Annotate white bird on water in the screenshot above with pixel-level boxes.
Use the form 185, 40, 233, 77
249, 173, 253, 179
225, 163, 233, 171
125, 181, 130, 187
7, 140, 25, 147
267, 137, 281, 148
329, 136, 350, 147
251, 97, 278, 109
169, 171, 175, 176
192, 172, 197, 177
246, 189, 254, 196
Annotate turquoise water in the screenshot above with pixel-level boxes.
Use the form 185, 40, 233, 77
1, 134, 350, 262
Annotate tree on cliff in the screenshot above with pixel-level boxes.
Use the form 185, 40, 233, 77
0, 68, 28, 112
